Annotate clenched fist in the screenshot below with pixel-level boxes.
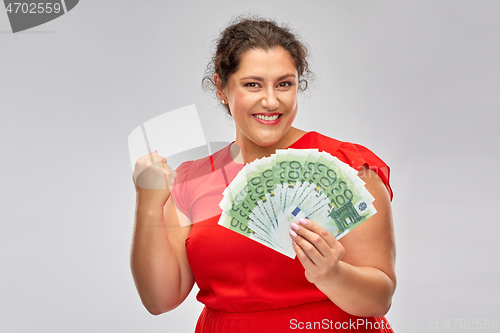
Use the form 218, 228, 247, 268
133, 151, 177, 207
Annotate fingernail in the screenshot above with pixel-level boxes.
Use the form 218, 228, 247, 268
289, 229, 297, 237
292, 240, 296, 245
298, 218, 307, 225
291, 223, 299, 231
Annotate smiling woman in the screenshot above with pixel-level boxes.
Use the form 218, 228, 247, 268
130, 16, 396, 333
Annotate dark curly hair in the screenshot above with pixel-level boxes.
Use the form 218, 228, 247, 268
203, 16, 313, 115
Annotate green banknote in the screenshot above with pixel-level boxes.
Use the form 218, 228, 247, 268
218, 148, 377, 257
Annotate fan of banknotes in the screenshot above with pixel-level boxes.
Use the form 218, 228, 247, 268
218, 149, 377, 258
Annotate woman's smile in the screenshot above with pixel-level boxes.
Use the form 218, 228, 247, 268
252, 113, 282, 123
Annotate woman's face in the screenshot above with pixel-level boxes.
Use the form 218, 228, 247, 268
218, 47, 299, 150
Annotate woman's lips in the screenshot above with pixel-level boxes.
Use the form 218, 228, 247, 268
252, 113, 282, 125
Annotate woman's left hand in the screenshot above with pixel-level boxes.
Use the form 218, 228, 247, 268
289, 218, 345, 285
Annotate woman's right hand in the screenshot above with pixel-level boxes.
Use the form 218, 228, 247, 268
131, 151, 194, 315
133, 151, 177, 208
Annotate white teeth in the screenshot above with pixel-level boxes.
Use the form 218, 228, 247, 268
254, 114, 280, 121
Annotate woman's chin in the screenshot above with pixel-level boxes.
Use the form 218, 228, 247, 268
251, 133, 287, 148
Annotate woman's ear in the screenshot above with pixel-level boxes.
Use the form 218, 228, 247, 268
214, 73, 227, 102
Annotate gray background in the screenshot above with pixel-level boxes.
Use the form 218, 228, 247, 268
1, 1, 499, 332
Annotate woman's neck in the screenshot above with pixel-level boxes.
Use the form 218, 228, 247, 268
231, 127, 307, 164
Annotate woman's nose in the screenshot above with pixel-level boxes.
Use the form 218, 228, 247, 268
261, 88, 279, 111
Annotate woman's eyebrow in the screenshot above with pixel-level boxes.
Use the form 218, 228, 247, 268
240, 74, 297, 81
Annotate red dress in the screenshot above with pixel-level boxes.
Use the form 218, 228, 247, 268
171, 131, 394, 332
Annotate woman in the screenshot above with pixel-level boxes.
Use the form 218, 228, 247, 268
131, 17, 396, 332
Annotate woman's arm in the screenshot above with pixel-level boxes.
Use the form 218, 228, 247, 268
290, 166, 396, 317
130, 153, 194, 315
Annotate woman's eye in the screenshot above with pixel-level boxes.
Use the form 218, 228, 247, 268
244, 82, 260, 88
278, 82, 292, 88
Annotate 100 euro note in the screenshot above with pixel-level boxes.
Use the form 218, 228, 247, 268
271, 152, 376, 256
218, 149, 378, 258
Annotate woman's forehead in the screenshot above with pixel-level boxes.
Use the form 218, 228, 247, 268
234, 48, 298, 79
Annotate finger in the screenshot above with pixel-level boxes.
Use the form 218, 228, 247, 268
290, 231, 324, 265
161, 159, 172, 189
152, 151, 167, 163
290, 222, 333, 257
292, 237, 317, 270
296, 218, 338, 249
